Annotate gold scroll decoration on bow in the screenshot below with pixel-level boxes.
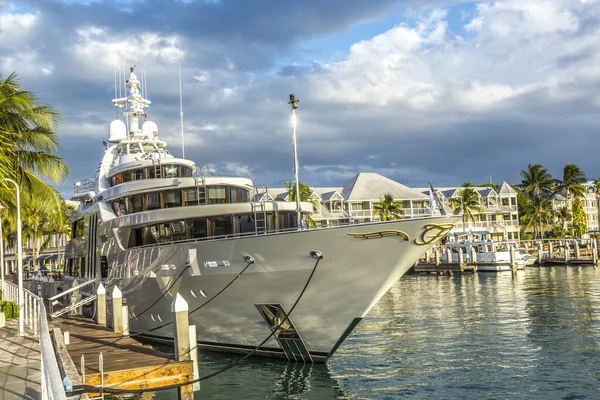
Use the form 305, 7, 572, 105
414, 224, 454, 245
347, 230, 410, 241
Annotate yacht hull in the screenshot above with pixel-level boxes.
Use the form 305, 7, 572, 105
100, 216, 459, 362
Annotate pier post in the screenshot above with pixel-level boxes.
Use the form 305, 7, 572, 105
548, 240, 553, 258
425, 250, 430, 264
112, 286, 123, 334
434, 249, 440, 266
97, 283, 106, 326
172, 293, 195, 399
564, 242, 570, 265
458, 248, 464, 267
189, 324, 200, 391
537, 241, 543, 265
593, 239, 598, 266
471, 247, 477, 264
445, 248, 452, 265
574, 240, 580, 260
510, 245, 517, 271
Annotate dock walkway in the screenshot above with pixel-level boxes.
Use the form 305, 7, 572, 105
0, 319, 40, 400
51, 315, 194, 396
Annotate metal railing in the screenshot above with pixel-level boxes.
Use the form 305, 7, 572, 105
73, 178, 95, 195
48, 278, 95, 316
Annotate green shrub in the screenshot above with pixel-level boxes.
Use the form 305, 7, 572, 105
0, 301, 19, 319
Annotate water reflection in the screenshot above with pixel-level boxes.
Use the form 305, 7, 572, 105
155, 267, 600, 399
153, 350, 351, 400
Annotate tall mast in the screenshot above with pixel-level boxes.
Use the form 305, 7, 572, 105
179, 63, 185, 159
112, 66, 151, 137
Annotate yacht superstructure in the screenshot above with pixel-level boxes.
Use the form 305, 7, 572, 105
63, 67, 461, 362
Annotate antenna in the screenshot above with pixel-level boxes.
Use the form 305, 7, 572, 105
179, 63, 185, 159
144, 68, 149, 100
118, 62, 122, 98
114, 67, 118, 118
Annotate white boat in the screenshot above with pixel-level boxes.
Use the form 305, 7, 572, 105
62, 67, 460, 362
442, 234, 527, 271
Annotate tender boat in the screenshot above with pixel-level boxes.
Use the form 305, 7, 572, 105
62, 67, 460, 362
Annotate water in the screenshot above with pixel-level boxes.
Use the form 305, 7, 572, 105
155, 267, 600, 399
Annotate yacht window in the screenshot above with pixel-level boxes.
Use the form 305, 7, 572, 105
181, 167, 193, 177
190, 219, 207, 238
122, 170, 132, 182
210, 215, 233, 237
148, 166, 157, 179
183, 189, 198, 206
164, 165, 178, 178
114, 174, 123, 185
209, 187, 227, 204
133, 169, 146, 180
146, 192, 161, 210
164, 190, 182, 208
158, 224, 172, 242
130, 143, 143, 154
171, 221, 186, 241
131, 194, 144, 213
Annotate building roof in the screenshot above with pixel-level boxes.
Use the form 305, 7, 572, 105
498, 181, 517, 195
341, 173, 429, 201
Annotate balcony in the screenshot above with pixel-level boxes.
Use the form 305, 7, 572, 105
349, 210, 372, 218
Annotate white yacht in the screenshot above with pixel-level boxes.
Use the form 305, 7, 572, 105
442, 233, 527, 271
63, 67, 460, 362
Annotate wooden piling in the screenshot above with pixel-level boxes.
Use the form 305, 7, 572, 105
537, 241, 543, 265
112, 286, 123, 334
458, 248, 464, 267
97, 283, 106, 326
434, 249, 440, 266
172, 293, 194, 399
510, 245, 517, 271
574, 240, 580, 260
564, 242, 570, 264
593, 239, 598, 266
471, 247, 477, 264
548, 241, 553, 258
445, 248, 452, 265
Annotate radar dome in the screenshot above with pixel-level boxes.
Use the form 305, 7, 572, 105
108, 120, 127, 143
142, 121, 159, 139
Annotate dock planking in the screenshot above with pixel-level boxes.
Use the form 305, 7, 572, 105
50, 315, 194, 396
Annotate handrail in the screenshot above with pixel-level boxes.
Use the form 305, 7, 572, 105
48, 279, 96, 302
38, 297, 67, 400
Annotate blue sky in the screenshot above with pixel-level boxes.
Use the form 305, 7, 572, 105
2, 0, 600, 198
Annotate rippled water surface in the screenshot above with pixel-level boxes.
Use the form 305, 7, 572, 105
156, 267, 600, 399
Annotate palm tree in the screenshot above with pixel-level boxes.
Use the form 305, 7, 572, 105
556, 163, 587, 202
373, 194, 404, 221
450, 188, 483, 233
0, 72, 69, 206
522, 196, 554, 239
556, 205, 571, 233
593, 179, 600, 231
519, 163, 555, 199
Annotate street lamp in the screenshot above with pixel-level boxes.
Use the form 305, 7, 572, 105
4, 179, 23, 336
288, 94, 302, 225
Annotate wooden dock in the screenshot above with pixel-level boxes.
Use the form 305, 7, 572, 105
414, 263, 477, 274
51, 315, 194, 397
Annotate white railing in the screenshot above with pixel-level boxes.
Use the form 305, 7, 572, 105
3, 281, 67, 399
349, 210, 372, 217
38, 297, 67, 400
454, 221, 520, 231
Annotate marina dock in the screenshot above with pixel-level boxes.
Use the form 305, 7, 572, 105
51, 316, 194, 397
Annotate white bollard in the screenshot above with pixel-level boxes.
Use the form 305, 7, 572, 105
112, 286, 123, 334
97, 283, 106, 326
172, 293, 194, 399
